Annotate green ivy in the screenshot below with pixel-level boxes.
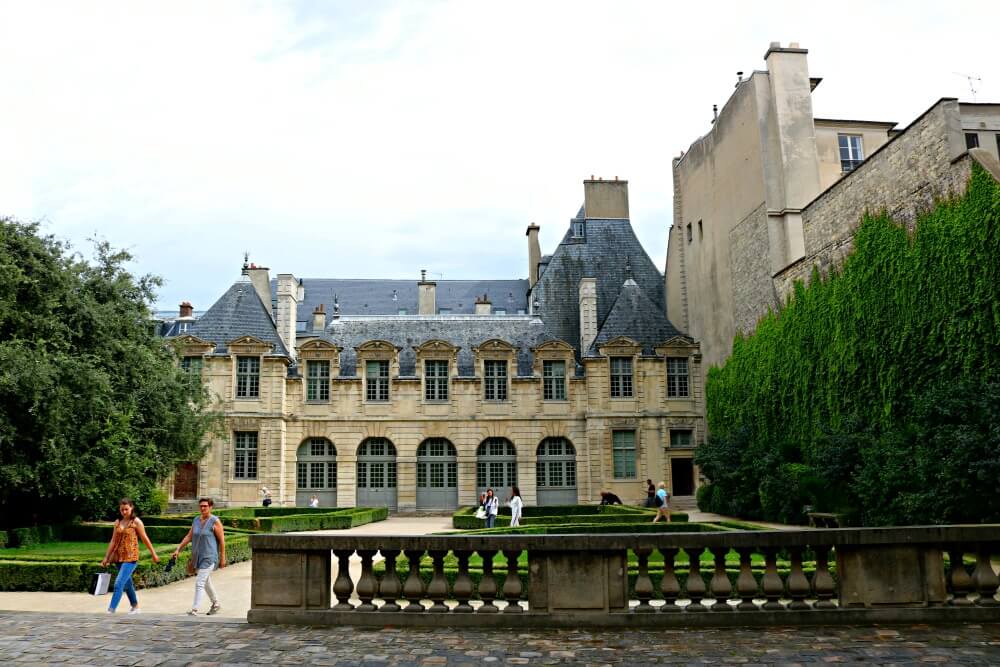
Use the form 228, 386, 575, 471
699, 164, 1000, 525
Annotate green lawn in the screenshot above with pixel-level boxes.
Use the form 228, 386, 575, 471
0, 542, 176, 563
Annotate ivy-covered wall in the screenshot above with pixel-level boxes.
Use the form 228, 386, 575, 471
697, 164, 1000, 526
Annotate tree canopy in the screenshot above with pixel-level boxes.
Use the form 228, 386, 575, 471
0, 219, 214, 526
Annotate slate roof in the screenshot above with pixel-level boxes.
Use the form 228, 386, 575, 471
530, 210, 669, 357
188, 279, 290, 356
588, 279, 684, 356
274, 279, 530, 324
314, 316, 553, 376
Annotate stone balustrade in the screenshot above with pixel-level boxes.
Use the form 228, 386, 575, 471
249, 526, 1000, 627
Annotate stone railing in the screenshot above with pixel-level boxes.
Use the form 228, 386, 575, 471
248, 526, 1000, 627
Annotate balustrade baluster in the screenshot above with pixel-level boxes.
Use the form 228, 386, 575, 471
949, 547, 973, 606
452, 551, 474, 613
659, 548, 681, 613
972, 544, 999, 607
332, 549, 354, 609
426, 550, 450, 612
502, 549, 523, 612
760, 548, 784, 611
786, 547, 811, 610
735, 548, 758, 611
377, 551, 402, 612
633, 547, 654, 612
709, 547, 733, 611
403, 549, 427, 612
477, 550, 499, 613
355, 549, 377, 611
684, 547, 708, 612
811, 546, 836, 609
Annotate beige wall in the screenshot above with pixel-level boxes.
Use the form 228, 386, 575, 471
961, 103, 1000, 161
814, 121, 894, 191
175, 336, 705, 509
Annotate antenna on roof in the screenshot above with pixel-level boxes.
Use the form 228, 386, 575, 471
954, 72, 981, 102
242, 252, 250, 274
736, 71, 744, 87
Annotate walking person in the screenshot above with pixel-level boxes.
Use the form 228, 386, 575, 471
260, 486, 272, 507
484, 488, 499, 529
644, 479, 656, 507
651, 482, 671, 523
100, 498, 160, 614
508, 486, 523, 527
172, 497, 227, 616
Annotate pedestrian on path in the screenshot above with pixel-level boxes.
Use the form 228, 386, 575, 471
508, 486, 523, 527
260, 487, 272, 507
484, 488, 499, 529
100, 498, 160, 614
644, 479, 656, 507
651, 482, 671, 523
172, 497, 227, 616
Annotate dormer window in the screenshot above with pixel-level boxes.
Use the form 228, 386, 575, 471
572, 221, 585, 238
365, 360, 390, 402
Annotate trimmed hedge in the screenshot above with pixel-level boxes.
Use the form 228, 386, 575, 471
0, 536, 252, 592
57, 524, 253, 544
221, 507, 388, 532
452, 506, 686, 529
6, 525, 61, 548
456, 521, 716, 536
0, 532, 7, 549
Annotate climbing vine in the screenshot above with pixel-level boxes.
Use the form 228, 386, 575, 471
697, 163, 1000, 526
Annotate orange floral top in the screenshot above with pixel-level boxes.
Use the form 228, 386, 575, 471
114, 519, 139, 563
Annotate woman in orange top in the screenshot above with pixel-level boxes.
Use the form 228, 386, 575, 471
100, 498, 159, 613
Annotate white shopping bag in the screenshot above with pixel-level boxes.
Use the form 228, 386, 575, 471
90, 572, 111, 596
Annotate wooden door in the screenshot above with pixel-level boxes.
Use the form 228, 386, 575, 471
174, 463, 198, 499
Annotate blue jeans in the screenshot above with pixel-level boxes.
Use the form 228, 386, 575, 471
109, 561, 138, 611
486, 514, 496, 528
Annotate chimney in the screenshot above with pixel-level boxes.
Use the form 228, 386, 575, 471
526, 223, 541, 288
246, 264, 272, 312
474, 294, 492, 315
312, 304, 325, 332
579, 278, 598, 353
276, 273, 298, 360
418, 269, 436, 315
179, 301, 193, 318
583, 178, 629, 219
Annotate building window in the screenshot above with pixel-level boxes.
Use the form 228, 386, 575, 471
424, 360, 449, 401
965, 132, 980, 149
996, 134, 1000, 157
838, 134, 864, 172
484, 360, 508, 401
494, 308, 507, 315
670, 429, 694, 449
397, 308, 408, 315
686, 223, 692, 243
572, 221, 585, 238
181, 355, 202, 375
235, 356, 260, 398
234, 431, 258, 479
543, 360, 566, 400
438, 308, 451, 315
612, 430, 636, 479
610, 356, 633, 398
365, 360, 390, 402
306, 360, 330, 402
666, 357, 690, 398
179, 322, 189, 333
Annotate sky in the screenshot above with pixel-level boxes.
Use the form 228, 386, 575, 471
2, 1, 998, 311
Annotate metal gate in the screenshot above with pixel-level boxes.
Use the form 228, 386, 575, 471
296, 438, 337, 508
535, 438, 577, 506
476, 438, 517, 497
416, 438, 458, 510
356, 438, 398, 511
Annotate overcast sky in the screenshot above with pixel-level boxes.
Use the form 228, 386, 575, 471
3, 1, 998, 311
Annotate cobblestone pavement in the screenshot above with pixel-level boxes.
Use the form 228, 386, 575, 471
1, 613, 1000, 666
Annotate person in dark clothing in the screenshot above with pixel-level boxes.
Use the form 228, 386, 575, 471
644, 479, 656, 507
600, 490, 623, 505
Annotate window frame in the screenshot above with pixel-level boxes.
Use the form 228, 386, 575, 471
233, 431, 258, 480
483, 359, 509, 401
669, 429, 694, 449
235, 355, 261, 399
666, 357, 690, 398
365, 359, 390, 402
965, 132, 980, 149
611, 430, 637, 480
609, 356, 634, 399
542, 359, 567, 401
306, 359, 330, 402
838, 133, 864, 172
424, 359, 449, 402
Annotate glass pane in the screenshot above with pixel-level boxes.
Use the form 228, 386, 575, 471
536, 460, 546, 487
297, 462, 307, 488
490, 462, 503, 487
507, 462, 517, 486
430, 463, 444, 488
566, 461, 576, 487
311, 440, 325, 457
447, 462, 457, 488
370, 463, 384, 489
357, 462, 367, 488
549, 462, 563, 487
310, 462, 324, 488
387, 462, 397, 488
417, 463, 427, 488
328, 461, 337, 488
477, 462, 486, 488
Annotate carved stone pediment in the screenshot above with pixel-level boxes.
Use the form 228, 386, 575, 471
654, 336, 700, 359
531, 339, 575, 354
413, 339, 459, 355
473, 338, 516, 355
597, 336, 641, 357
171, 335, 214, 356
227, 335, 273, 355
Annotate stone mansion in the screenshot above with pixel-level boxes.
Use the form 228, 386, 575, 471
168, 179, 704, 511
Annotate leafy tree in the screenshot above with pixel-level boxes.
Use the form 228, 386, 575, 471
0, 219, 215, 527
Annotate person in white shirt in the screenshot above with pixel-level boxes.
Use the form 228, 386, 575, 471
508, 486, 523, 527
485, 488, 499, 528
308, 495, 319, 508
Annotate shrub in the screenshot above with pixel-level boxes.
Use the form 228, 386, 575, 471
221, 507, 388, 532
7, 526, 62, 547
0, 532, 7, 548
451, 505, 664, 529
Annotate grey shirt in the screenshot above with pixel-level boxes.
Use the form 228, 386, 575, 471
191, 515, 220, 570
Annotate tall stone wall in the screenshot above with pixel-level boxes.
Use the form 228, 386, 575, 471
773, 99, 970, 302
728, 202, 776, 335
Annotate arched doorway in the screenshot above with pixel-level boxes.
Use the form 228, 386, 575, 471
356, 438, 398, 511
296, 438, 337, 508
535, 438, 577, 506
416, 438, 458, 510
476, 438, 517, 497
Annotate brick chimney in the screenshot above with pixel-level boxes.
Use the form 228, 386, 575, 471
474, 294, 492, 315
276, 273, 298, 360
312, 304, 326, 332
418, 269, 436, 315
583, 177, 629, 219
579, 278, 598, 353
179, 301, 193, 318
526, 223, 541, 288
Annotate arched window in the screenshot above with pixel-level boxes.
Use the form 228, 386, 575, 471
536, 438, 577, 505
296, 438, 337, 507
356, 438, 397, 511
416, 438, 458, 510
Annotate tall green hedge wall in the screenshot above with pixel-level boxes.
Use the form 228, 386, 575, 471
698, 164, 1000, 526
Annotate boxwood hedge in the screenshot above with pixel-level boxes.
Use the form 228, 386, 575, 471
452, 505, 686, 529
